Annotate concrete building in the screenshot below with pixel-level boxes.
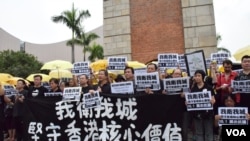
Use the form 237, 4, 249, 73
0, 26, 103, 63
1, 0, 217, 64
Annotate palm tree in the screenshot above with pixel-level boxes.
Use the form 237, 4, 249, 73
73, 31, 99, 61
51, 3, 90, 63
216, 33, 231, 57
86, 43, 104, 62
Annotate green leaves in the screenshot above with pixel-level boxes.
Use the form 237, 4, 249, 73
0, 50, 43, 78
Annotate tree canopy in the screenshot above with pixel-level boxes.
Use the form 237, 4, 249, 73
0, 50, 43, 78
52, 3, 90, 63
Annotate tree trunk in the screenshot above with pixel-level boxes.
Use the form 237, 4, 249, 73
83, 46, 86, 61
72, 44, 75, 63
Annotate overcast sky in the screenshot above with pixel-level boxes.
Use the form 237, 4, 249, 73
0, 0, 249, 55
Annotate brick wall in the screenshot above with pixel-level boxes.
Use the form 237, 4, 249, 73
130, 0, 185, 63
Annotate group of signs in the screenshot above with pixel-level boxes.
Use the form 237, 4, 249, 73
70, 56, 128, 76
6, 51, 248, 125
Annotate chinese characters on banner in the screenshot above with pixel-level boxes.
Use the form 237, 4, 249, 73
134, 72, 160, 91
4, 85, 17, 97
44, 92, 62, 97
71, 61, 90, 76
23, 94, 184, 141
231, 80, 250, 94
108, 56, 127, 71
158, 53, 179, 72
111, 81, 134, 94
163, 77, 190, 95
83, 91, 101, 109
185, 91, 213, 111
62, 87, 82, 101
178, 54, 187, 72
218, 107, 248, 126
211, 52, 230, 66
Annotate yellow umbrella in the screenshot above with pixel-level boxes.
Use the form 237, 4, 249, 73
127, 61, 146, 69
0, 81, 15, 89
0, 73, 13, 82
90, 59, 108, 72
6, 77, 30, 86
49, 69, 73, 78
233, 45, 250, 61
90, 60, 146, 72
26, 73, 51, 82
41, 60, 73, 70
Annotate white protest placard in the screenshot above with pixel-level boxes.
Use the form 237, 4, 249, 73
108, 56, 127, 70
62, 87, 82, 101
44, 92, 62, 97
158, 53, 179, 70
211, 52, 229, 65
134, 72, 160, 91
111, 81, 134, 94
231, 80, 250, 94
83, 91, 101, 109
134, 67, 147, 75
218, 107, 248, 126
163, 77, 190, 95
205, 58, 211, 69
178, 54, 187, 71
185, 91, 212, 111
71, 61, 90, 76
4, 85, 17, 97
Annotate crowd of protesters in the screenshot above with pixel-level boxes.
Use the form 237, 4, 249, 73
0, 55, 250, 141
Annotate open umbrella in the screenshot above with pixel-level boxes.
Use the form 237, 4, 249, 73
127, 61, 146, 69
233, 45, 250, 61
90, 59, 108, 72
6, 77, 30, 86
26, 73, 51, 82
49, 69, 73, 79
41, 60, 73, 70
0, 73, 13, 82
90, 59, 146, 72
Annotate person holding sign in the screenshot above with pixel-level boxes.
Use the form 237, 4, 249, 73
0, 82, 13, 141
190, 70, 216, 141
79, 74, 96, 94
97, 69, 111, 94
233, 55, 250, 112
124, 66, 137, 94
144, 63, 163, 94
163, 68, 192, 141
215, 59, 237, 106
214, 94, 250, 141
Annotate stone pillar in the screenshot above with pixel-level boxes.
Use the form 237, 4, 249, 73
181, 0, 217, 58
103, 0, 132, 60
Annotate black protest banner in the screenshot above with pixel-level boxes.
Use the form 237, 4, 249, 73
22, 94, 184, 141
